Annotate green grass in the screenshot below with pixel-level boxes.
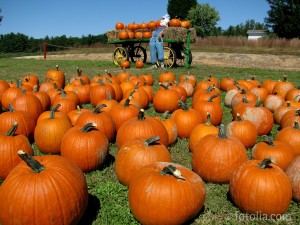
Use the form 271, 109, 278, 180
1, 57, 300, 225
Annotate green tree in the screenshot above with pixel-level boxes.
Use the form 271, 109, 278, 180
222, 20, 268, 36
187, 3, 220, 37
167, 0, 197, 19
265, 0, 300, 38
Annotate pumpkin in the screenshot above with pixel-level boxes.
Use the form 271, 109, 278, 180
170, 100, 203, 138
273, 101, 295, 124
73, 80, 91, 104
67, 106, 91, 126
143, 31, 152, 38
120, 60, 130, 69
272, 75, 294, 98
115, 22, 125, 30
147, 20, 157, 29
220, 76, 235, 91
169, 18, 181, 27
280, 108, 300, 129
230, 158, 292, 217
61, 123, 109, 173
264, 92, 285, 112
76, 104, 116, 142
90, 79, 116, 107
135, 59, 144, 68
115, 136, 171, 186
0, 104, 36, 142
226, 113, 258, 148
0, 80, 10, 101
155, 111, 178, 146
70, 67, 91, 85
45, 65, 65, 88
1, 84, 22, 110
118, 30, 129, 39
128, 162, 206, 225
153, 83, 180, 113
0, 122, 33, 180
285, 156, 300, 202
275, 120, 300, 156
192, 124, 248, 183
29, 85, 51, 111
189, 112, 218, 153
34, 107, 73, 154
252, 135, 295, 170
181, 20, 191, 28
0, 151, 88, 225
52, 89, 77, 114
158, 71, 176, 84
116, 109, 169, 148
109, 97, 139, 131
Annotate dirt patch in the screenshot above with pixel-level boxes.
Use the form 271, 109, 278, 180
18, 51, 300, 71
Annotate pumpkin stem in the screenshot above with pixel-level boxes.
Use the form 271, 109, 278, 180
123, 97, 132, 107
144, 136, 160, 146
207, 93, 219, 102
204, 112, 212, 126
218, 124, 227, 139
236, 113, 242, 122
159, 83, 169, 90
50, 104, 61, 119
93, 104, 107, 114
138, 109, 145, 120
6, 122, 18, 136
160, 164, 185, 180
263, 135, 274, 146
206, 85, 215, 94
178, 99, 188, 111
294, 120, 300, 130
18, 150, 45, 173
258, 157, 274, 169
80, 122, 98, 133
8, 103, 16, 112
161, 111, 170, 121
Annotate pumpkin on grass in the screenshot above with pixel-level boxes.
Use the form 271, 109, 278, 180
61, 123, 109, 173
285, 156, 300, 202
192, 124, 248, 183
128, 162, 206, 225
0, 122, 33, 180
115, 136, 171, 186
230, 158, 292, 217
0, 151, 88, 225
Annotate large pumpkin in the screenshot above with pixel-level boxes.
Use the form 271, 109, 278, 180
45, 65, 66, 88
128, 162, 206, 225
0, 151, 88, 225
192, 124, 248, 183
115, 136, 171, 186
116, 109, 169, 148
61, 123, 109, 173
285, 156, 300, 202
230, 158, 292, 217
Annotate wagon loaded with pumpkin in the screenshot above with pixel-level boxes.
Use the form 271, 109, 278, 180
106, 18, 196, 68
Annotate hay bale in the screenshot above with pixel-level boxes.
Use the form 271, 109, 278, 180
106, 30, 119, 42
164, 27, 196, 43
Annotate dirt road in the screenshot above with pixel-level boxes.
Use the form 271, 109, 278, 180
19, 51, 300, 71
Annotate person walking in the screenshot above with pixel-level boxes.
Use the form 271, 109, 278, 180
149, 14, 170, 69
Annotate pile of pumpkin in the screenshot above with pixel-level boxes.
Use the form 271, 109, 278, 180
0, 66, 299, 224
107, 18, 191, 41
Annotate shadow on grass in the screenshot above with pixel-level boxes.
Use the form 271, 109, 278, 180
79, 194, 101, 225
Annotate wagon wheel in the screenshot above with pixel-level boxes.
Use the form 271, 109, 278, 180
131, 46, 147, 63
176, 50, 193, 67
113, 47, 129, 66
163, 46, 177, 68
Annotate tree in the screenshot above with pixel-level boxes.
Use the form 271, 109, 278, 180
265, 0, 300, 38
167, 0, 197, 20
187, 3, 220, 37
222, 20, 268, 37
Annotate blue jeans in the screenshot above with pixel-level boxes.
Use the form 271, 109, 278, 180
150, 27, 164, 64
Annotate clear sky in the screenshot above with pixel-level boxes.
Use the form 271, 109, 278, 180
0, 0, 270, 39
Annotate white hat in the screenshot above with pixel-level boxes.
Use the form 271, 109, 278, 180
162, 14, 170, 20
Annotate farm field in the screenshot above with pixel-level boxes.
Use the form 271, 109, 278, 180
0, 53, 300, 225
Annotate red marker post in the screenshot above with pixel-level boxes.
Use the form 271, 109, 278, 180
43, 42, 47, 60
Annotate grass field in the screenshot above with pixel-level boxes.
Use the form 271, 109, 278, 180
1, 56, 300, 225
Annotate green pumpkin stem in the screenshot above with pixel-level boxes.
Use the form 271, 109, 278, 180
293, 120, 300, 130
263, 135, 274, 146
208, 93, 219, 102
204, 112, 212, 126
144, 136, 160, 146
93, 104, 107, 114
80, 123, 98, 133
218, 124, 227, 139
138, 109, 145, 120
18, 150, 45, 173
258, 158, 274, 169
6, 122, 18, 136
161, 111, 170, 120
50, 104, 61, 119
178, 100, 188, 111
160, 164, 185, 180
123, 97, 132, 107
8, 103, 16, 112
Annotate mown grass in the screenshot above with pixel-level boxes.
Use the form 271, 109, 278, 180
1, 56, 300, 225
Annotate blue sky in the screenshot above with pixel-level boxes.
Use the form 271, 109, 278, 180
0, 0, 270, 38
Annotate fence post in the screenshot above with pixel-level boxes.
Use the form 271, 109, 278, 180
43, 42, 47, 60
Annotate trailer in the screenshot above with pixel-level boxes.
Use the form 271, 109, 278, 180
106, 30, 192, 68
